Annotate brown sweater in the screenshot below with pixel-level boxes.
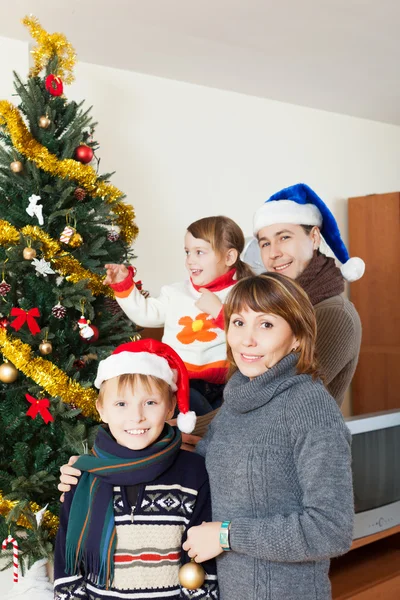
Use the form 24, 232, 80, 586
315, 294, 362, 407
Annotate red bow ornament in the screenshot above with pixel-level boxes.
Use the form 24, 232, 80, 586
25, 394, 54, 424
10, 307, 41, 335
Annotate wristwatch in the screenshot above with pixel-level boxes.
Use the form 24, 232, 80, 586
220, 521, 231, 551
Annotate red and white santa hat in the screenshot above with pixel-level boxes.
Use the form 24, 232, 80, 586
94, 338, 196, 434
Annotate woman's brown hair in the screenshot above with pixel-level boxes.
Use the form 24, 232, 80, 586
187, 216, 253, 280
224, 273, 319, 379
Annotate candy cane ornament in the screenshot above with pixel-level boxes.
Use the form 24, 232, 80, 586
2, 534, 19, 582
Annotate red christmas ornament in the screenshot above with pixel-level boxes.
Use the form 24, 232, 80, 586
74, 145, 94, 164
0, 280, 11, 297
25, 394, 54, 424
73, 359, 86, 370
45, 74, 63, 96
0, 317, 9, 329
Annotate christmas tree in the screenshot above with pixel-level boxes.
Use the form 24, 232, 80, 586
0, 16, 140, 573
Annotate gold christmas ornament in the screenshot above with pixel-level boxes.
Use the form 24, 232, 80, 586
39, 340, 53, 355
10, 160, 23, 173
69, 232, 83, 248
38, 115, 51, 129
178, 560, 205, 590
23, 246, 37, 260
0, 360, 18, 383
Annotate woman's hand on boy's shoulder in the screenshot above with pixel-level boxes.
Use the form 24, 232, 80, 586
103, 263, 130, 286
58, 456, 81, 501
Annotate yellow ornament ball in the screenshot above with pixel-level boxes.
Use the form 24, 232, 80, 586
23, 247, 37, 260
0, 361, 18, 383
39, 341, 53, 355
39, 115, 51, 129
10, 160, 23, 173
69, 232, 83, 248
178, 560, 205, 590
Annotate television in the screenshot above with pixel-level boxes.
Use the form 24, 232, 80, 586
345, 409, 400, 540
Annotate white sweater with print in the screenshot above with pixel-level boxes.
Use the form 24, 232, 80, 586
114, 279, 235, 383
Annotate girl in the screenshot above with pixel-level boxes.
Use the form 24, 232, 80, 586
183, 273, 354, 600
104, 216, 253, 421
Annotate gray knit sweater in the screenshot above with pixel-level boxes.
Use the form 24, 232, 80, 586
197, 353, 354, 600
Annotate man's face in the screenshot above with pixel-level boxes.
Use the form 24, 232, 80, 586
257, 223, 320, 280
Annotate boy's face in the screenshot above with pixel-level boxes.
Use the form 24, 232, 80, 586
96, 377, 175, 450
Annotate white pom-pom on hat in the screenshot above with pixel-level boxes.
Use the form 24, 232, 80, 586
177, 411, 197, 434
340, 257, 365, 282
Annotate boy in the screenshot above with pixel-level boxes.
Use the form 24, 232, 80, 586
53, 339, 218, 600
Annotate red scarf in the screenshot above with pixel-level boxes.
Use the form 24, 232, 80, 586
191, 268, 236, 292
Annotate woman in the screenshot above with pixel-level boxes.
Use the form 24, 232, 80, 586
183, 273, 354, 599
59, 273, 354, 599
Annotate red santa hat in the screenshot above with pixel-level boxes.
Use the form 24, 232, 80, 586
94, 338, 196, 434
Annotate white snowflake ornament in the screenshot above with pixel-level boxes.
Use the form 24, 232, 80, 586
32, 258, 55, 277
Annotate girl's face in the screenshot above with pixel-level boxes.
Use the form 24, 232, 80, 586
184, 232, 234, 286
227, 308, 298, 379
96, 378, 175, 450
257, 223, 320, 280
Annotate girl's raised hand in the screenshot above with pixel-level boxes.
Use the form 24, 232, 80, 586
195, 289, 223, 318
103, 263, 130, 286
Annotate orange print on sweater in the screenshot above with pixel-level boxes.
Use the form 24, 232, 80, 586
176, 313, 218, 344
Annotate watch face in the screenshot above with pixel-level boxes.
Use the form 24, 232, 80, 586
220, 530, 229, 548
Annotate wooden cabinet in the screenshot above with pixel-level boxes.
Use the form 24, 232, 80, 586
348, 192, 400, 415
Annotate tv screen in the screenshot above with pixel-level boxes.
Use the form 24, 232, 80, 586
352, 423, 400, 513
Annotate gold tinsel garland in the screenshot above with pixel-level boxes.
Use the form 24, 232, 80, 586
0, 220, 114, 297
0, 101, 139, 245
22, 15, 76, 84
0, 491, 59, 538
0, 329, 99, 420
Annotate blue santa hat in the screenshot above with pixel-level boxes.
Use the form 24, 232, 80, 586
253, 183, 365, 282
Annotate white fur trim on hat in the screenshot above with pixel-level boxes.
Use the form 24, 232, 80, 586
340, 257, 366, 282
94, 351, 178, 390
177, 410, 197, 434
253, 200, 323, 236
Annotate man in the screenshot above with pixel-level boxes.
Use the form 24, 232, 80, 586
253, 183, 364, 406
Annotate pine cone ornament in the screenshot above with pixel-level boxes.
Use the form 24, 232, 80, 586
0, 280, 11, 296
51, 302, 67, 319
74, 187, 87, 201
107, 230, 120, 242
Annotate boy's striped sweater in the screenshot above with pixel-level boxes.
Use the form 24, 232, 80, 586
54, 450, 218, 600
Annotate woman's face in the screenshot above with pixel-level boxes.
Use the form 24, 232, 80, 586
227, 308, 298, 379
